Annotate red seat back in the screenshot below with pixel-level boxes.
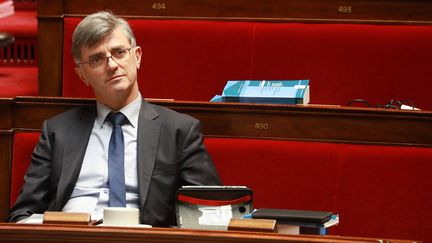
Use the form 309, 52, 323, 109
63, 18, 432, 109
10, 133, 432, 242
10, 132, 40, 206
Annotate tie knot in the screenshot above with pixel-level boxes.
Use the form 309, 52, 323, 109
107, 112, 127, 126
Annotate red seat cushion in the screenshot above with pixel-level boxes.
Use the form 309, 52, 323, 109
0, 67, 38, 97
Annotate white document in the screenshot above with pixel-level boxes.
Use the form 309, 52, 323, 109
198, 205, 233, 226
16, 214, 44, 224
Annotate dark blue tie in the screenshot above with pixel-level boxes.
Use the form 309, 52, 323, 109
107, 112, 127, 207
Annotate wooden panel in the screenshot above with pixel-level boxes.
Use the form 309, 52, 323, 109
59, 0, 432, 24
37, 0, 63, 96
12, 97, 94, 129
0, 99, 12, 130
37, 19, 63, 96
10, 97, 432, 147
37, 0, 63, 15
0, 99, 12, 220
174, 103, 432, 146
0, 132, 12, 221
0, 223, 417, 243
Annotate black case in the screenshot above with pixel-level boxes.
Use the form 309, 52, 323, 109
252, 208, 333, 226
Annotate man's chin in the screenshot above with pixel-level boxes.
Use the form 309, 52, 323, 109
106, 74, 127, 83
106, 80, 131, 91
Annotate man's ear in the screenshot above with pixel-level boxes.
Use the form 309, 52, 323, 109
75, 66, 89, 86
135, 46, 142, 69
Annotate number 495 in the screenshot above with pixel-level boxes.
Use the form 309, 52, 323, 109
338, 6, 352, 13
152, 3, 166, 10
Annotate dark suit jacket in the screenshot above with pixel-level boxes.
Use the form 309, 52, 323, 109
8, 100, 221, 226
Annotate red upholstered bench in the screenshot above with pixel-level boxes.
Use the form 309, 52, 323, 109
11, 132, 432, 242
0, 9, 38, 97
62, 18, 432, 110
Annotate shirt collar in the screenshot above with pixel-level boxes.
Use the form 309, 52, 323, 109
95, 93, 142, 128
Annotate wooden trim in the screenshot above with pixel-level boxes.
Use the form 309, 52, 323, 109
0, 223, 417, 242
57, 0, 432, 24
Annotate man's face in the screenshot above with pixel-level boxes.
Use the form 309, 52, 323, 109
75, 26, 142, 106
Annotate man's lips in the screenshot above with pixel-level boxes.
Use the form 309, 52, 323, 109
106, 74, 125, 83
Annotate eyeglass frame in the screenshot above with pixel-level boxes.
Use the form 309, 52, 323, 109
77, 46, 136, 70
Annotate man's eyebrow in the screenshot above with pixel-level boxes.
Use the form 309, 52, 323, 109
110, 45, 127, 51
88, 51, 105, 60
87, 46, 127, 60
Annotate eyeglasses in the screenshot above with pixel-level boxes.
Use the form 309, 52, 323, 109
78, 47, 134, 70
378, 99, 418, 110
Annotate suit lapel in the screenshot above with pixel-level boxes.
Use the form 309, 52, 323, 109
56, 107, 96, 209
137, 100, 161, 209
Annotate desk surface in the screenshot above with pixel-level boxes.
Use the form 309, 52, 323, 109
0, 223, 419, 243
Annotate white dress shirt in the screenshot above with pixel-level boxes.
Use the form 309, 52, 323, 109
62, 94, 142, 220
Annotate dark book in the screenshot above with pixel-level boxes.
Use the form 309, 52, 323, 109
252, 208, 333, 226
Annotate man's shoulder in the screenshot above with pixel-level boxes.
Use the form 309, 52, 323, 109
46, 105, 95, 124
145, 102, 198, 123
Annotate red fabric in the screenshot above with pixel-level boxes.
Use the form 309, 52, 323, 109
10, 132, 40, 206
334, 145, 432, 241
0, 67, 38, 97
63, 18, 432, 109
205, 138, 342, 211
63, 19, 254, 100
0, 11, 37, 37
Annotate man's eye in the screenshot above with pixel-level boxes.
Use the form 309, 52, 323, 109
114, 49, 127, 57
89, 57, 103, 65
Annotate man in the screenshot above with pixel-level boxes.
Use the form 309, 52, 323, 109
8, 11, 221, 227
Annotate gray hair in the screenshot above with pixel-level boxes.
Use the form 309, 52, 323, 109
72, 11, 137, 62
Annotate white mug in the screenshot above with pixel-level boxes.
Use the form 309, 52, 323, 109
103, 207, 139, 226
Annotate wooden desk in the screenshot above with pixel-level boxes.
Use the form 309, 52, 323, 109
8, 96, 432, 147
0, 223, 419, 243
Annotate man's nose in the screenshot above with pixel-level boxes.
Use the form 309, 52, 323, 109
106, 56, 119, 69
